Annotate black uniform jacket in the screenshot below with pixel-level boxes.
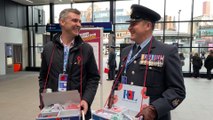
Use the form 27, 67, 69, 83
115, 38, 186, 120
39, 33, 100, 118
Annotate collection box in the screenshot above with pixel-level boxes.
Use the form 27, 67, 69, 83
92, 84, 149, 120
92, 106, 127, 120
92, 106, 128, 120
36, 90, 81, 120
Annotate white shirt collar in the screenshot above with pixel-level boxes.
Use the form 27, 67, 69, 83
60, 36, 74, 48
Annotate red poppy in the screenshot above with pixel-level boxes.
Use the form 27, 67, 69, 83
113, 95, 118, 104
77, 56, 81, 64
117, 83, 123, 91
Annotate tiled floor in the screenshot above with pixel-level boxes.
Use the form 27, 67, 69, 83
0, 71, 212, 120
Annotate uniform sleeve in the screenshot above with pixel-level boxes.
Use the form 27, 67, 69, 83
151, 46, 186, 119
82, 47, 100, 105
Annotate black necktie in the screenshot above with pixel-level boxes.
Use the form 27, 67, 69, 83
132, 45, 141, 58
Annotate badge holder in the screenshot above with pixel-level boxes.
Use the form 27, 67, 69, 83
121, 76, 128, 84
58, 73, 68, 92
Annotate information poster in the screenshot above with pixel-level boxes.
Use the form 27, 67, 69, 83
79, 28, 103, 72
79, 28, 103, 107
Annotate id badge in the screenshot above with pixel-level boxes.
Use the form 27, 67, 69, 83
58, 73, 68, 92
121, 76, 127, 84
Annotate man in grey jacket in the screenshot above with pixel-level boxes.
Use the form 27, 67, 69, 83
39, 8, 100, 120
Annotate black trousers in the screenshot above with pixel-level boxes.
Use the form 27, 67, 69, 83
193, 67, 200, 78
207, 68, 212, 80
108, 66, 116, 80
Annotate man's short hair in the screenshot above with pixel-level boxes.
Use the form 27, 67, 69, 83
59, 8, 81, 20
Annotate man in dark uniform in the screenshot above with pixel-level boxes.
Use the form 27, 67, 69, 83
108, 4, 186, 120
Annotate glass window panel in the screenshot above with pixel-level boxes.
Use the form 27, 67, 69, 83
35, 33, 44, 67
192, 22, 213, 47
115, 0, 138, 23
166, 0, 192, 21
155, 22, 164, 31
41, 5, 49, 25
35, 34, 43, 47
179, 48, 191, 72
33, 5, 50, 25
140, 0, 164, 21
164, 22, 191, 47
73, 3, 92, 22
194, 0, 213, 20
103, 33, 110, 45
153, 22, 164, 42
93, 2, 110, 22
115, 24, 130, 45
54, 4, 71, 23
35, 47, 42, 67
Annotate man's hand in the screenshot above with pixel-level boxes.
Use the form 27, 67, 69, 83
39, 104, 44, 110
79, 100, 88, 115
135, 105, 157, 120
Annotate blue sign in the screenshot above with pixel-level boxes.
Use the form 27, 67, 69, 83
82, 22, 112, 32
46, 22, 112, 32
46, 24, 61, 32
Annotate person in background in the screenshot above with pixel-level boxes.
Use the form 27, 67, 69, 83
38, 8, 100, 120
179, 52, 185, 67
204, 50, 213, 80
201, 51, 206, 61
107, 46, 117, 80
191, 53, 203, 78
108, 4, 186, 120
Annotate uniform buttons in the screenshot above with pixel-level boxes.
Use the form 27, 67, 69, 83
132, 71, 135, 75
130, 82, 134, 85
134, 60, 137, 64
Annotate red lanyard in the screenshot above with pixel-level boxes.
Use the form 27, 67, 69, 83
79, 46, 83, 100
143, 37, 153, 87
140, 37, 153, 111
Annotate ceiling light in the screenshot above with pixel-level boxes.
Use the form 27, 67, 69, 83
26, 0, 33, 3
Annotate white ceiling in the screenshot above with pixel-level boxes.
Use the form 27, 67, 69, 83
11, 0, 107, 5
